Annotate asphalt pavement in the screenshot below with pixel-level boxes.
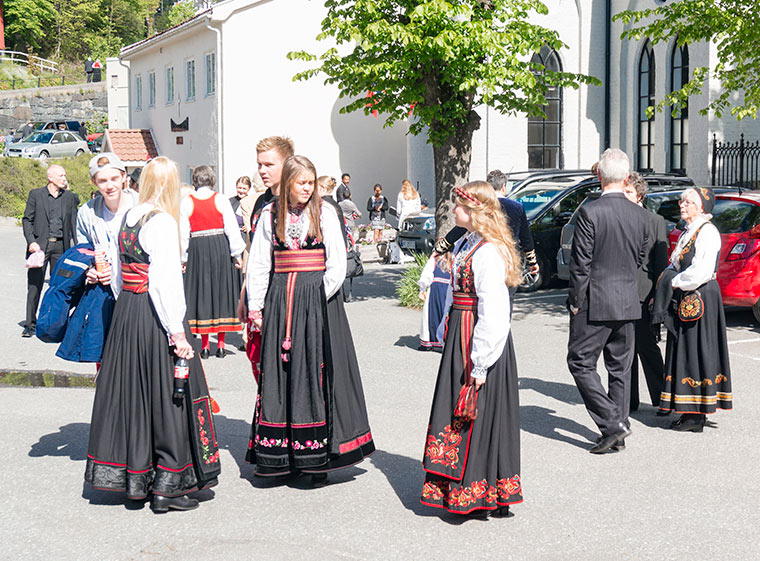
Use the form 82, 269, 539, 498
2, 219, 759, 561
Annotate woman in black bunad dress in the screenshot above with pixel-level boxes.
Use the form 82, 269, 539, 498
245, 155, 374, 485
180, 165, 245, 359
653, 187, 732, 432
85, 157, 221, 513
421, 181, 523, 517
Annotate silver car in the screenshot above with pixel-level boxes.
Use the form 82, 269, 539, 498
4, 130, 89, 160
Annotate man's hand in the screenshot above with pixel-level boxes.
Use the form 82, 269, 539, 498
529, 263, 540, 275
28, 242, 41, 254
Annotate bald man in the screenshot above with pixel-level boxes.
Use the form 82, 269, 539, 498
21, 164, 80, 337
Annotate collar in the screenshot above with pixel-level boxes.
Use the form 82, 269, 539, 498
685, 214, 711, 232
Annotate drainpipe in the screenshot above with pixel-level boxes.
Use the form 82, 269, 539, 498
604, 0, 611, 150
205, 16, 223, 192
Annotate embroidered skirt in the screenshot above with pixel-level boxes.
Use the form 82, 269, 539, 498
85, 291, 221, 499
659, 279, 733, 414
184, 232, 242, 335
421, 307, 523, 514
246, 269, 329, 476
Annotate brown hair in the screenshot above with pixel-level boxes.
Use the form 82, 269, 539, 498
625, 171, 648, 202
276, 155, 322, 243
236, 175, 252, 187
192, 165, 216, 189
256, 136, 294, 160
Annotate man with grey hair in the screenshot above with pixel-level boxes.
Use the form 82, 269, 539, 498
566, 148, 651, 454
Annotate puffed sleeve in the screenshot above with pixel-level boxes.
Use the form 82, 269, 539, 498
672, 223, 721, 291
139, 213, 187, 336
246, 205, 274, 312
215, 194, 246, 257
470, 244, 511, 380
418, 255, 435, 291
179, 196, 193, 263
322, 203, 347, 299
75, 203, 90, 244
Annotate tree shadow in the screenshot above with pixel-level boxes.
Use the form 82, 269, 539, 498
520, 405, 598, 449
519, 377, 584, 406
349, 266, 405, 301
29, 422, 89, 461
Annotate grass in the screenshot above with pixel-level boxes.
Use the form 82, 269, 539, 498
0, 61, 88, 90
0, 153, 94, 219
395, 251, 431, 309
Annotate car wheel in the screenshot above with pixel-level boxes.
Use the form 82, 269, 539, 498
75, 149, 85, 157
518, 253, 546, 293
38, 150, 49, 161
753, 298, 760, 324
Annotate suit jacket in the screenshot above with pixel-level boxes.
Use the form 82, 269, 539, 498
22, 186, 79, 256
638, 210, 668, 302
567, 192, 649, 322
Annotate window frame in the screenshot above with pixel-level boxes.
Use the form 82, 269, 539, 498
148, 71, 156, 108
637, 41, 656, 172
186, 59, 196, 101
166, 66, 175, 105
527, 45, 563, 170
205, 52, 216, 96
669, 42, 689, 175
135, 74, 143, 110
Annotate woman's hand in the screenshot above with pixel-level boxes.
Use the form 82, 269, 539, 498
418, 290, 426, 302
237, 291, 248, 323
234, 256, 243, 270
170, 333, 195, 359
249, 310, 263, 330
473, 378, 485, 390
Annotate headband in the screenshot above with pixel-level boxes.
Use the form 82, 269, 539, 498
454, 187, 482, 207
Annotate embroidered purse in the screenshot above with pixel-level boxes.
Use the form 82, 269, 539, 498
678, 291, 704, 322
454, 384, 478, 421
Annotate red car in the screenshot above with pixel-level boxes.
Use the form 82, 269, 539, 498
669, 191, 760, 322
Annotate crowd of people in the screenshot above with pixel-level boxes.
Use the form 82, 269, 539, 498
19, 141, 732, 517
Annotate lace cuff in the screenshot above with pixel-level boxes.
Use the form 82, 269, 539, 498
471, 366, 488, 380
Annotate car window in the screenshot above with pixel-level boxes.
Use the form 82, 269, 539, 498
52, 133, 64, 143
59, 132, 74, 142
646, 192, 683, 227
27, 132, 54, 143
513, 187, 565, 219
67, 121, 80, 130
711, 199, 760, 234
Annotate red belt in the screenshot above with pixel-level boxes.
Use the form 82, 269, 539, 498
453, 291, 477, 382
121, 263, 149, 294
273, 249, 326, 362
452, 291, 478, 311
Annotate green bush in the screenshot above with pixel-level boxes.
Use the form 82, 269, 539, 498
0, 153, 94, 218
395, 251, 431, 309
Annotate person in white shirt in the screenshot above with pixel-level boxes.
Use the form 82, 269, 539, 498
396, 179, 422, 228
180, 165, 245, 359
85, 156, 220, 513
421, 181, 524, 517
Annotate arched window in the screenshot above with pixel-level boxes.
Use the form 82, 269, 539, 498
638, 41, 655, 172
528, 46, 563, 169
670, 42, 689, 174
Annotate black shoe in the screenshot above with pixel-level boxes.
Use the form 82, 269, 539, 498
215, 348, 229, 358
150, 495, 199, 513
595, 436, 626, 451
200, 348, 210, 360
590, 423, 632, 454
670, 414, 704, 432
490, 505, 514, 518
311, 473, 329, 488
22, 325, 34, 338
237, 343, 247, 352
418, 345, 431, 352
656, 409, 672, 417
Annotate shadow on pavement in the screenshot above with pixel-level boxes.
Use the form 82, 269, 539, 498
519, 377, 585, 406
29, 422, 89, 461
520, 405, 598, 449
212, 414, 254, 479
349, 266, 404, 302
725, 308, 759, 331
394, 335, 420, 350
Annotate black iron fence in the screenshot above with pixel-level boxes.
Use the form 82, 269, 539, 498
711, 133, 760, 189
0, 74, 90, 90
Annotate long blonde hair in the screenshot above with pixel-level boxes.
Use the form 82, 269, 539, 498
401, 179, 419, 200
138, 157, 181, 224
454, 181, 522, 287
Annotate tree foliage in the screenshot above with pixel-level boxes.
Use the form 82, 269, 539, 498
615, 0, 760, 121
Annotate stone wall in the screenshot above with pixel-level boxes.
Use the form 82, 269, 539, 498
0, 82, 108, 133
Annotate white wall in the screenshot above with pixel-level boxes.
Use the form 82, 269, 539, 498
106, 57, 130, 130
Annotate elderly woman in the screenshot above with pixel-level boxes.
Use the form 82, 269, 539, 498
653, 187, 732, 432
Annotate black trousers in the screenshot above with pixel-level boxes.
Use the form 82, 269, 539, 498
567, 309, 635, 436
630, 301, 665, 410
26, 240, 63, 327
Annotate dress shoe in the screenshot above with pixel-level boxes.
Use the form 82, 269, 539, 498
215, 348, 229, 358
656, 409, 672, 417
310, 473, 329, 488
200, 348, 210, 360
590, 423, 632, 454
670, 414, 704, 432
150, 494, 199, 513
490, 505, 514, 518
595, 436, 625, 451
237, 343, 247, 352
22, 325, 34, 338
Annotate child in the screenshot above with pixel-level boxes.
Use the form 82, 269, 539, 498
417, 252, 450, 351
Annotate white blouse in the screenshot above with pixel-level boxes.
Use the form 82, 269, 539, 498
396, 193, 422, 225
418, 255, 436, 292
246, 201, 347, 312
125, 203, 187, 337
669, 215, 721, 291
179, 186, 246, 262
436, 233, 511, 380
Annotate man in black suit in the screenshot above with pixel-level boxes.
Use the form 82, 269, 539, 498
21, 165, 79, 337
336, 173, 352, 203
566, 149, 650, 454
623, 172, 668, 412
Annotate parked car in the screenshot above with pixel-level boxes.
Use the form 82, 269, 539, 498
87, 132, 104, 153
397, 212, 436, 253
5, 130, 90, 160
668, 191, 760, 323
505, 169, 590, 196
556, 176, 697, 282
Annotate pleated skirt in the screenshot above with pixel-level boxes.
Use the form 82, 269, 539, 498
421, 308, 523, 514
85, 291, 221, 499
185, 233, 242, 335
660, 280, 733, 414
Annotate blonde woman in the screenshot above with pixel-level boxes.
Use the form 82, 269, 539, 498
85, 157, 220, 513
421, 181, 523, 517
396, 179, 422, 227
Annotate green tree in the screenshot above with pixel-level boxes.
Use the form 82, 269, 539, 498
4, 0, 56, 53
289, 0, 598, 234
616, 1, 759, 121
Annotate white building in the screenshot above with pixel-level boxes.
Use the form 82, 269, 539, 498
109, 0, 760, 203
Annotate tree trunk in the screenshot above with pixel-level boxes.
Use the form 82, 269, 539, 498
432, 109, 481, 238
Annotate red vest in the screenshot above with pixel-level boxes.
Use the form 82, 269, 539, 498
189, 193, 223, 231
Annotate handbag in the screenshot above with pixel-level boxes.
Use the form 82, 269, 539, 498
454, 383, 478, 421
678, 290, 704, 322
346, 247, 364, 278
